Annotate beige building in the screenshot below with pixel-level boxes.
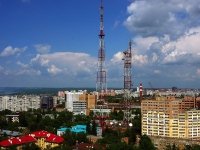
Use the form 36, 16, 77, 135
142, 96, 200, 139
77, 94, 96, 116
150, 136, 200, 150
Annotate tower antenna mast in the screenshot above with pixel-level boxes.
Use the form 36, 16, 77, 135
96, 0, 107, 105
123, 39, 133, 126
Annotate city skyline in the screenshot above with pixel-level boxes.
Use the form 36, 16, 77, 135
0, 0, 200, 89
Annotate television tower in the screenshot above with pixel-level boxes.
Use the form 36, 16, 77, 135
96, 0, 107, 106
123, 39, 133, 126
94, 0, 109, 132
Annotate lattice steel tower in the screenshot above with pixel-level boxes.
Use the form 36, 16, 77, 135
96, 0, 107, 106
123, 39, 133, 126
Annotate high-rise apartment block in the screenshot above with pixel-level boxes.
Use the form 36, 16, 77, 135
0, 95, 41, 111
142, 96, 200, 139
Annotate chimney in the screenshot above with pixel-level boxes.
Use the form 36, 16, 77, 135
140, 83, 142, 104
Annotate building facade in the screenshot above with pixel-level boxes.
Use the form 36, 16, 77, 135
0, 95, 40, 112
142, 96, 200, 139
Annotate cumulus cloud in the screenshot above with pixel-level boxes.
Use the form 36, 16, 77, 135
132, 55, 148, 66
34, 44, 51, 54
47, 65, 62, 75
30, 52, 97, 78
0, 46, 27, 57
110, 52, 123, 63
124, 0, 200, 40
16, 61, 29, 68
132, 36, 158, 54
16, 69, 41, 76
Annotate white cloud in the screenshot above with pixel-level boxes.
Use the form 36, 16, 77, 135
34, 44, 51, 54
0, 66, 3, 71
0, 46, 27, 57
124, 0, 200, 40
41, 59, 49, 66
133, 36, 158, 54
132, 55, 148, 66
197, 69, 200, 76
30, 52, 97, 78
110, 52, 123, 63
16, 61, 29, 68
112, 20, 120, 29
47, 65, 62, 75
152, 53, 159, 62
16, 69, 41, 76
4, 70, 12, 75
154, 70, 161, 74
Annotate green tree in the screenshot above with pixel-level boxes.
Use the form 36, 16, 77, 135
190, 144, 200, 150
91, 120, 97, 136
76, 132, 89, 143
139, 135, 156, 150
61, 129, 86, 147
96, 133, 121, 146
183, 145, 191, 150
51, 145, 72, 150
19, 112, 28, 127
86, 120, 92, 134
107, 142, 137, 150
123, 127, 136, 144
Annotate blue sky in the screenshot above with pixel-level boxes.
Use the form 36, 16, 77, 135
0, 0, 200, 89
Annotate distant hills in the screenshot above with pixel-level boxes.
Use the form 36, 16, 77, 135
0, 87, 125, 95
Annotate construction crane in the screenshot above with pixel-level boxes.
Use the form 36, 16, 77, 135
149, 82, 154, 91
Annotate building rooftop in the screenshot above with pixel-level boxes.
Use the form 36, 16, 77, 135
0, 130, 64, 147
0, 130, 22, 137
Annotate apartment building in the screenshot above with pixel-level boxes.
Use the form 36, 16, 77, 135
65, 91, 83, 112
142, 96, 200, 139
0, 95, 41, 112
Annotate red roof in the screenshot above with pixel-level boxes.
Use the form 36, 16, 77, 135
0, 139, 13, 147
30, 130, 64, 143
0, 130, 64, 147
11, 137, 23, 145
0, 136, 36, 147
31, 130, 49, 138
45, 134, 64, 143
20, 135, 36, 144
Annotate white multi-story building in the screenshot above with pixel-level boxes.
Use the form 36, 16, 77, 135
65, 91, 83, 112
0, 95, 40, 112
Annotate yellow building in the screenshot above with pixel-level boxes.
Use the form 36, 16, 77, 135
78, 94, 96, 115
142, 96, 200, 139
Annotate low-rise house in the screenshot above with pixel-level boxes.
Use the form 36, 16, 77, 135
0, 129, 22, 137
57, 125, 87, 136
0, 130, 64, 150
57, 125, 102, 137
